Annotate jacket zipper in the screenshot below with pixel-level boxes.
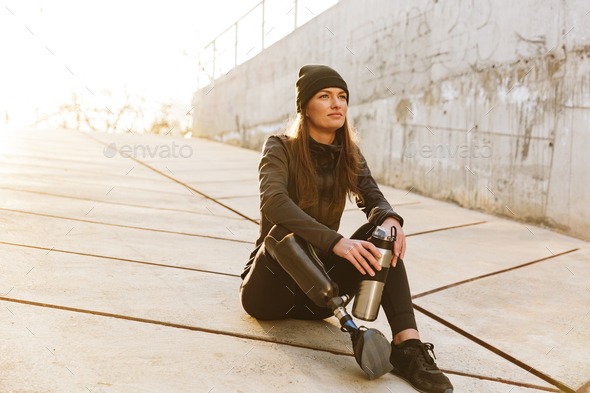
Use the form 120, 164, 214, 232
318, 151, 335, 225
318, 170, 326, 224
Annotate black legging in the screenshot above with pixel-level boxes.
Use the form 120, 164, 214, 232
239, 222, 418, 338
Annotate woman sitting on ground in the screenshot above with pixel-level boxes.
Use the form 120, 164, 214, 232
239, 64, 453, 393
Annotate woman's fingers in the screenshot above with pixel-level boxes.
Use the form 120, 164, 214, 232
401, 236, 406, 260
343, 244, 368, 275
362, 229, 407, 269
348, 256, 367, 275
359, 243, 381, 272
392, 237, 402, 267
362, 239, 384, 266
352, 245, 375, 276
365, 242, 383, 270
391, 234, 406, 267
342, 239, 392, 275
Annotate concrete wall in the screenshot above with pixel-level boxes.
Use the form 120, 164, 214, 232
192, 0, 590, 242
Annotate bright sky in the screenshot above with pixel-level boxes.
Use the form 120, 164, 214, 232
0, 0, 335, 130
0, 0, 259, 129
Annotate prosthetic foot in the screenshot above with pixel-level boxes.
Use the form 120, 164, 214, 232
264, 231, 393, 380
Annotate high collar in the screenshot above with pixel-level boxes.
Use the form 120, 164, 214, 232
309, 132, 342, 156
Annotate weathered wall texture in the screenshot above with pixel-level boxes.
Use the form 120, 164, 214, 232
192, 0, 590, 241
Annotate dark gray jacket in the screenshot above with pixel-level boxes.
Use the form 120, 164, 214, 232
240, 132, 404, 280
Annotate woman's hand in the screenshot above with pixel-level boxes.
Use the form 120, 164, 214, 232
332, 238, 383, 276
371, 217, 405, 267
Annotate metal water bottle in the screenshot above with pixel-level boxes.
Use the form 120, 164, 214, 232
352, 225, 397, 321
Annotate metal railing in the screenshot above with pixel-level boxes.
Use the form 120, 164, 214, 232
197, 0, 338, 90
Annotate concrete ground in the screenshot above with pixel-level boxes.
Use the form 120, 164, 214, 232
1, 127, 588, 393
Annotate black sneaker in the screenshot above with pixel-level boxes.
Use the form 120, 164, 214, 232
389, 339, 454, 393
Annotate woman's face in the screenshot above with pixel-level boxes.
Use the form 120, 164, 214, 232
305, 87, 347, 133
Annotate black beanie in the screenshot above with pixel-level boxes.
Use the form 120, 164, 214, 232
296, 64, 349, 114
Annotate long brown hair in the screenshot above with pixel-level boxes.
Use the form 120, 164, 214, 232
282, 112, 366, 214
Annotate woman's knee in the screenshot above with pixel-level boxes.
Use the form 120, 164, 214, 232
350, 222, 376, 240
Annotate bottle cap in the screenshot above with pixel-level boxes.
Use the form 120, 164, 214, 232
373, 225, 397, 242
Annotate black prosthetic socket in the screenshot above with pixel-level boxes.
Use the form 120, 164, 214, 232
264, 231, 339, 307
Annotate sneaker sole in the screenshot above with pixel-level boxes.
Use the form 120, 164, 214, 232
390, 367, 453, 393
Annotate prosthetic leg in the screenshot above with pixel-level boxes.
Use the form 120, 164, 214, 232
264, 230, 393, 380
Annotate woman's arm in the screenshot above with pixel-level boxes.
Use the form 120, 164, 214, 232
354, 149, 404, 228
355, 149, 407, 266
259, 135, 344, 253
